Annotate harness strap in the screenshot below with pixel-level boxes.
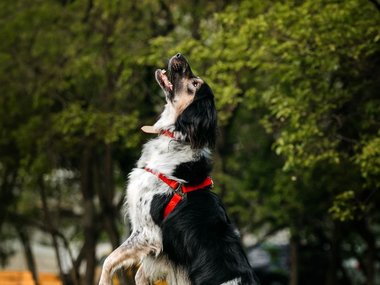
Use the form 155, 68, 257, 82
144, 167, 213, 219
163, 193, 183, 219
145, 168, 180, 190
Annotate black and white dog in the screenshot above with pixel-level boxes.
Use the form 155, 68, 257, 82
99, 54, 257, 285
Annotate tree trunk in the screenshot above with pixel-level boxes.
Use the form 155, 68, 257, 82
0, 168, 17, 229
38, 178, 65, 283
326, 224, 338, 285
101, 144, 120, 248
16, 227, 40, 285
59, 234, 80, 285
81, 147, 98, 285
358, 221, 376, 285
290, 235, 299, 285
365, 241, 376, 285
83, 200, 97, 285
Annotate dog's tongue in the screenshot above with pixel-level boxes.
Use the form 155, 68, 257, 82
141, 125, 160, 134
161, 70, 173, 91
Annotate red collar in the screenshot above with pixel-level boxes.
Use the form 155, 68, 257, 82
160, 130, 175, 139
140, 126, 175, 139
144, 167, 213, 219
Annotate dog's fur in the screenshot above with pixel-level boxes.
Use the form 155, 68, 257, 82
99, 54, 257, 285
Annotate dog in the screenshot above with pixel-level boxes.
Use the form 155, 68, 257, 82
98, 53, 257, 285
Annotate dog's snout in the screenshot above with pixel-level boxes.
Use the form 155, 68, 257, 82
168, 53, 192, 77
170, 53, 186, 64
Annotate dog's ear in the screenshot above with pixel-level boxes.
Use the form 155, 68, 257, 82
175, 83, 217, 149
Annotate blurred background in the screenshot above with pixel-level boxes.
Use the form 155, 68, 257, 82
1, 0, 379, 285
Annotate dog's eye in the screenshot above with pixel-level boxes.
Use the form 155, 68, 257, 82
192, 81, 199, 88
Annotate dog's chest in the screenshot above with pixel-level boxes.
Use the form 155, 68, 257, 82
125, 137, 194, 229
126, 168, 166, 230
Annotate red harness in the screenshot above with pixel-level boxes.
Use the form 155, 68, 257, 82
142, 129, 213, 218
145, 167, 213, 219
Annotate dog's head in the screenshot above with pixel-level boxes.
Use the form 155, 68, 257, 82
155, 53, 217, 149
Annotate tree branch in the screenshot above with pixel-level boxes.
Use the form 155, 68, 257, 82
7, 212, 80, 285
249, 225, 286, 248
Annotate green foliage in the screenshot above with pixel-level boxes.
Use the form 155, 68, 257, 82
1, 0, 380, 283
155, 0, 380, 222
329, 190, 366, 221
53, 103, 139, 147
356, 137, 380, 187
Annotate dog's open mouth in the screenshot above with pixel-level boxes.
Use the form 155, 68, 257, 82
156, 69, 173, 93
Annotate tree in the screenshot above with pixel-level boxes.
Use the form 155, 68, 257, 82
2, 0, 380, 285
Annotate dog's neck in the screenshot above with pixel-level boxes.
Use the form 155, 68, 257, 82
141, 103, 174, 135
152, 103, 176, 132
141, 102, 177, 137
141, 126, 175, 139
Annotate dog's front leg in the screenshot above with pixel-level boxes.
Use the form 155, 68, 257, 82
135, 266, 149, 285
98, 231, 160, 285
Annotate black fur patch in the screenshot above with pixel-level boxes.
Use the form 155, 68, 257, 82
173, 156, 212, 185
175, 83, 217, 149
158, 190, 256, 285
150, 193, 172, 226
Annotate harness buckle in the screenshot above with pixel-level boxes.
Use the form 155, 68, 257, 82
175, 183, 185, 198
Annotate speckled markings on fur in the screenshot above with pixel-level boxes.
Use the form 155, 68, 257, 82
98, 102, 206, 285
